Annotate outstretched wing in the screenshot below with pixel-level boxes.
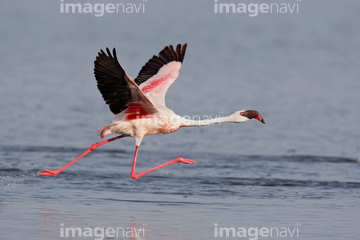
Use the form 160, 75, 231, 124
94, 48, 158, 115
135, 43, 187, 109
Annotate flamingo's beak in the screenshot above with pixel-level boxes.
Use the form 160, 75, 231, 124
241, 110, 265, 124
256, 116, 265, 124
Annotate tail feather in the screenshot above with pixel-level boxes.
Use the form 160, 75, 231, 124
97, 124, 114, 139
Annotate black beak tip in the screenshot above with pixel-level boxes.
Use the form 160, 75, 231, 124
261, 119, 265, 124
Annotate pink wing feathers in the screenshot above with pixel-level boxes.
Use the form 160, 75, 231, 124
135, 44, 187, 109
94, 44, 187, 120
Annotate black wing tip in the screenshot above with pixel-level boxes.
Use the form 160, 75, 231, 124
159, 43, 187, 63
180, 43, 187, 62
97, 47, 117, 58
94, 47, 120, 68
94, 46, 130, 115
171, 43, 187, 63
106, 47, 111, 56
165, 43, 187, 63
134, 43, 188, 85
97, 44, 186, 62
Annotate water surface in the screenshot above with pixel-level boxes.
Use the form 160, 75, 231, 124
1, 0, 359, 239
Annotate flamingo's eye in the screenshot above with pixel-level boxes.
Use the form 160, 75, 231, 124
240, 112, 244, 116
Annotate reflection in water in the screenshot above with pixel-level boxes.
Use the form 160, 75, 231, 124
0, 147, 358, 239
39, 209, 152, 240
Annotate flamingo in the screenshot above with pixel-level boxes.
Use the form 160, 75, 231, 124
38, 43, 265, 179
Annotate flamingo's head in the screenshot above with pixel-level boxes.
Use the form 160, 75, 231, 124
239, 110, 265, 124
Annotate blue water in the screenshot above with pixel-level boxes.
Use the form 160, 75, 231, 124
1, 0, 359, 239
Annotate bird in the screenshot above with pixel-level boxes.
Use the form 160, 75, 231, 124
38, 43, 265, 179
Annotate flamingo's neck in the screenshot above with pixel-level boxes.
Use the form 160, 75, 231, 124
180, 114, 248, 127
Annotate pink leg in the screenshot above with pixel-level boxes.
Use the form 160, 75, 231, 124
37, 135, 124, 176
130, 146, 196, 179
